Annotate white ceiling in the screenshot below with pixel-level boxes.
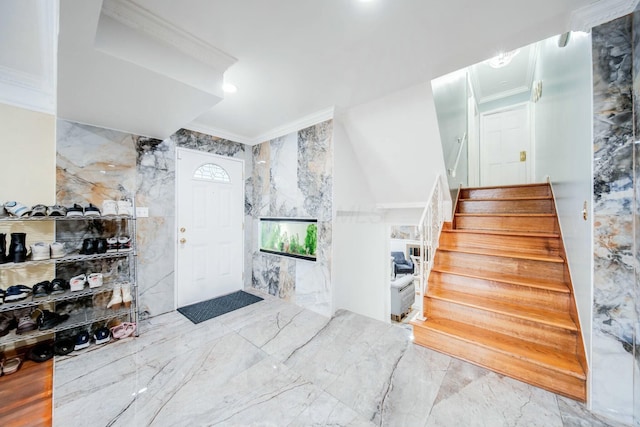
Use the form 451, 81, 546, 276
0, 0, 637, 145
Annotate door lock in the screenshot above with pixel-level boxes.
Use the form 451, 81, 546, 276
520, 151, 527, 162
180, 227, 186, 233
180, 238, 187, 244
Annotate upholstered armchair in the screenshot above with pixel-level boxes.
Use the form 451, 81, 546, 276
391, 251, 414, 276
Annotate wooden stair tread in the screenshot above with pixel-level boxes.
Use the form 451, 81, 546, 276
463, 183, 550, 191
459, 196, 552, 202
412, 318, 585, 379
455, 213, 555, 217
431, 265, 570, 293
442, 229, 559, 238
427, 289, 577, 331
437, 246, 565, 263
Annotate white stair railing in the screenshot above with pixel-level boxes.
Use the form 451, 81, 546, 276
415, 174, 444, 321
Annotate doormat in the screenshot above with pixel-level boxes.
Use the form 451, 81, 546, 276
178, 291, 264, 324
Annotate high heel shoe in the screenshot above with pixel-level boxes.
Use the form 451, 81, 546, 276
121, 282, 132, 308
107, 284, 122, 310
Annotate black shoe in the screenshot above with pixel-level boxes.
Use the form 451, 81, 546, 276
84, 203, 101, 217
30, 204, 48, 217
53, 339, 74, 356
50, 278, 68, 295
80, 238, 96, 255
95, 238, 108, 254
28, 343, 54, 362
66, 204, 84, 217
37, 310, 70, 330
32, 281, 52, 298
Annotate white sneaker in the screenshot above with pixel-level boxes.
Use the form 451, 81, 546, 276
50, 242, 66, 259
30, 242, 50, 261
87, 273, 103, 288
106, 237, 119, 253
70, 274, 86, 292
121, 282, 133, 308
118, 236, 132, 252
102, 200, 117, 216
117, 200, 132, 216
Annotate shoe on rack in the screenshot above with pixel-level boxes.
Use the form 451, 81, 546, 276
28, 343, 54, 363
69, 274, 86, 292
102, 200, 117, 216
30, 242, 50, 261
5, 285, 32, 302
2, 357, 22, 375
36, 309, 70, 330
53, 339, 74, 356
121, 282, 133, 308
111, 322, 136, 339
87, 273, 103, 289
117, 200, 132, 216
118, 236, 132, 252
93, 326, 111, 345
0, 203, 8, 218
0, 233, 7, 264
47, 205, 68, 217
32, 281, 52, 298
4, 201, 31, 217
106, 237, 119, 253
80, 238, 96, 255
84, 203, 101, 217
50, 242, 66, 259
15, 308, 37, 335
95, 238, 108, 254
30, 204, 48, 217
0, 312, 17, 337
66, 204, 84, 217
74, 331, 91, 351
107, 284, 122, 310
50, 278, 68, 295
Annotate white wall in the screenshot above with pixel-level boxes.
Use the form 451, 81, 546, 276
533, 33, 593, 364
341, 82, 451, 206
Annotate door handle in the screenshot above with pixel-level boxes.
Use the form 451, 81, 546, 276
180, 238, 186, 244
520, 151, 527, 162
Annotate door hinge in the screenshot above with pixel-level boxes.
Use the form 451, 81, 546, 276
520, 151, 527, 162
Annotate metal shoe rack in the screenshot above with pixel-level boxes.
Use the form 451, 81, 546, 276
0, 210, 138, 348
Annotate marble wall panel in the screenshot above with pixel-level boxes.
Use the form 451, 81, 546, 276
250, 120, 334, 317
592, 15, 636, 424
633, 9, 640, 426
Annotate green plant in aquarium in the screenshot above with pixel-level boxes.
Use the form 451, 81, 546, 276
290, 233, 301, 254
304, 224, 317, 255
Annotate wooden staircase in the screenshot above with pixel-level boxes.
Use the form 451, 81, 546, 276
411, 183, 587, 401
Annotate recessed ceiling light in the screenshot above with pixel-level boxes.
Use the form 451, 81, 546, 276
222, 82, 237, 94
485, 49, 520, 69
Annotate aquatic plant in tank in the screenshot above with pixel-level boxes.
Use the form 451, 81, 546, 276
259, 218, 318, 261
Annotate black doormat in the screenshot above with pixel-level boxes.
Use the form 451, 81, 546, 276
177, 290, 264, 324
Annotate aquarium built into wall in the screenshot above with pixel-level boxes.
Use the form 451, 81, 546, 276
259, 218, 318, 261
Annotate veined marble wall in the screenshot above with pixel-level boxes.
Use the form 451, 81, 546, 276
592, 15, 637, 424
57, 121, 251, 319
250, 120, 334, 317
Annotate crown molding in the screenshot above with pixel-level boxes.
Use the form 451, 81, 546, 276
186, 106, 335, 146
0, 0, 57, 114
570, 0, 640, 32
101, 0, 237, 71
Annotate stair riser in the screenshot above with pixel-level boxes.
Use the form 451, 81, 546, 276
461, 186, 552, 200
458, 199, 554, 214
440, 232, 560, 257
428, 271, 570, 312
434, 251, 564, 282
424, 298, 576, 352
412, 326, 586, 401
455, 215, 557, 233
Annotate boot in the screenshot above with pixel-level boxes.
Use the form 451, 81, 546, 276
8, 233, 27, 263
0, 233, 7, 264
107, 284, 122, 310
121, 282, 133, 308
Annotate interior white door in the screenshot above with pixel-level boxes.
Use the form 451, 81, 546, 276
176, 148, 244, 307
480, 104, 531, 186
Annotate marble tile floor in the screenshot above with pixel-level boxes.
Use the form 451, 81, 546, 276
54, 290, 627, 427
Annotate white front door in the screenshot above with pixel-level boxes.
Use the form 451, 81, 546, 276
176, 148, 244, 307
480, 104, 531, 186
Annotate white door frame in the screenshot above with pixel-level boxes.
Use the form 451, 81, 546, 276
174, 147, 245, 310
479, 101, 534, 185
